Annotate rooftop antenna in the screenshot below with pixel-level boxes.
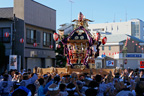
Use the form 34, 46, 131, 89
113, 13, 115, 22
125, 9, 127, 22
92, 8, 94, 22
120, 19, 122, 22
69, 0, 74, 23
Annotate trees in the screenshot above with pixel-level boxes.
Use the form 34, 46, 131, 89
55, 42, 67, 67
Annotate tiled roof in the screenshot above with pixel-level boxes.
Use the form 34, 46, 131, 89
58, 23, 73, 31
0, 7, 13, 19
102, 34, 144, 43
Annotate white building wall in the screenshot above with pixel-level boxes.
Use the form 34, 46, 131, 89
89, 19, 144, 40
89, 21, 132, 35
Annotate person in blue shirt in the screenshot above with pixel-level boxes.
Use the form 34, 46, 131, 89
38, 78, 48, 96
11, 86, 32, 96
44, 74, 53, 95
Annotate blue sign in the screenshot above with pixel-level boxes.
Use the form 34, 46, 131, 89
101, 54, 106, 58
126, 54, 142, 58
106, 60, 114, 66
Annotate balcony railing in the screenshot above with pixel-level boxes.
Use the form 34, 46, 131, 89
26, 38, 36, 44
43, 41, 51, 47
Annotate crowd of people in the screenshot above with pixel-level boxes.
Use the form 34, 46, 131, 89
0, 67, 144, 96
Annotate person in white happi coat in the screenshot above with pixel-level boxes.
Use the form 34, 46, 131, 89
20, 72, 38, 87
0, 74, 16, 96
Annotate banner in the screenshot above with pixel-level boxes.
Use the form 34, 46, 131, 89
9, 55, 17, 70
106, 60, 114, 66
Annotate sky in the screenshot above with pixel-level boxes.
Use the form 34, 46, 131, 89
0, 0, 144, 30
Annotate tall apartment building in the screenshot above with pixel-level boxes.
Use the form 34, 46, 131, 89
89, 19, 144, 40
0, 0, 56, 71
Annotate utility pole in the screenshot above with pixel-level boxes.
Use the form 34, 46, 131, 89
12, 14, 16, 55
69, 0, 74, 23
125, 9, 127, 22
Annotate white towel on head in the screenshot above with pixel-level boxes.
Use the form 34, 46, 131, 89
66, 87, 76, 91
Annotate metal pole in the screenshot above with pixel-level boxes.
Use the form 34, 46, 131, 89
71, 2, 72, 22
69, 0, 74, 23
12, 14, 16, 55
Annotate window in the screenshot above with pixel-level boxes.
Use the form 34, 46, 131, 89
43, 32, 52, 47
26, 29, 36, 44
88, 29, 91, 31
102, 46, 104, 50
117, 26, 119, 31
93, 28, 104, 31
132, 22, 139, 37
109, 46, 111, 50
111, 26, 113, 31
0, 28, 11, 43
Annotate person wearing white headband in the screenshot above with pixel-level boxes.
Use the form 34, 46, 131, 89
67, 83, 82, 96
59, 83, 68, 96
48, 83, 60, 96
47, 75, 61, 96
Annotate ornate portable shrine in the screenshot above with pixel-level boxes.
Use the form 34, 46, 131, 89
54, 12, 107, 68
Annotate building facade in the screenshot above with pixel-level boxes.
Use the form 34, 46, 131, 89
89, 19, 144, 40
0, 0, 56, 71
94, 34, 144, 69
0, 8, 14, 72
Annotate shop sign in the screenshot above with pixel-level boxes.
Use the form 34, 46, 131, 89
9, 55, 17, 70
140, 61, 144, 68
126, 54, 142, 58
106, 60, 114, 66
